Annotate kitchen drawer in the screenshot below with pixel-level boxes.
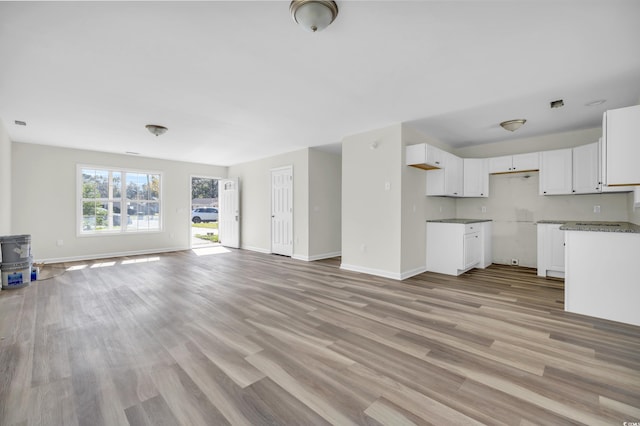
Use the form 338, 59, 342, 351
465, 223, 480, 234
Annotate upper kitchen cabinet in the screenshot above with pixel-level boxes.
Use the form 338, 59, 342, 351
426, 151, 463, 197
602, 105, 640, 186
463, 158, 489, 197
572, 142, 600, 194
488, 152, 539, 174
406, 143, 445, 170
539, 148, 572, 195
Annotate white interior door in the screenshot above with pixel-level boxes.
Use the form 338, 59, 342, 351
219, 178, 240, 248
271, 166, 293, 256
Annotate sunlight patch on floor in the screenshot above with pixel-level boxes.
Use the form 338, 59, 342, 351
192, 246, 231, 256
122, 256, 160, 265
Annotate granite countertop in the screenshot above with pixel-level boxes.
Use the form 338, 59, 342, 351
559, 221, 640, 233
536, 220, 568, 225
426, 218, 492, 224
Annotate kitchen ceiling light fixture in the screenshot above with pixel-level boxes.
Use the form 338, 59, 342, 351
500, 119, 527, 132
290, 0, 338, 32
145, 124, 168, 137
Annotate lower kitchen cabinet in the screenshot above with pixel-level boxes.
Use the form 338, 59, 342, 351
426, 221, 492, 276
536, 222, 565, 278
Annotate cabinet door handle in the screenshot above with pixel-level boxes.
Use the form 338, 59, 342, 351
435, 161, 440, 165
572, 190, 575, 193
543, 191, 547, 194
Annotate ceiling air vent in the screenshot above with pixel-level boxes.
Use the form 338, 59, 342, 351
550, 99, 564, 109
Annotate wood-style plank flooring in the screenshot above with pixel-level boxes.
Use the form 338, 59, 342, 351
1, 248, 639, 425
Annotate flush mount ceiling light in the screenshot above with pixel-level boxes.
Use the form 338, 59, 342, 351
145, 124, 168, 137
290, 0, 339, 32
500, 119, 527, 132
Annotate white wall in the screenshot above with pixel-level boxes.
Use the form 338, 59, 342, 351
12, 143, 226, 262
308, 148, 341, 260
341, 124, 404, 278
0, 119, 11, 235
401, 124, 456, 277
228, 149, 309, 258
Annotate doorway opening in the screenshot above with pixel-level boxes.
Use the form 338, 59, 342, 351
191, 176, 219, 248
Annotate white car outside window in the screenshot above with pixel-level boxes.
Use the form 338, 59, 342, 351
191, 207, 218, 223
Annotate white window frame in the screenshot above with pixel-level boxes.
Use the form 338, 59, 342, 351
77, 164, 163, 236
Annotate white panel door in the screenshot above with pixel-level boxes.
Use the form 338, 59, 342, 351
219, 178, 240, 248
271, 166, 293, 256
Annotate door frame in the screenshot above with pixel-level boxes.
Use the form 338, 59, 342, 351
189, 174, 222, 249
270, 165, 293, 256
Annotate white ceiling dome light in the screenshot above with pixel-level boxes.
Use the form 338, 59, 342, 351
290, 0, 339, 33
500, 119, 527, 132
145, 124, 168, 137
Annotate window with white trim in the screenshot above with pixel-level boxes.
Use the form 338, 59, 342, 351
79, 166, 162, 234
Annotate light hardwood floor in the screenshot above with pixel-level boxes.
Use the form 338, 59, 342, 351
1, 249, 639, 425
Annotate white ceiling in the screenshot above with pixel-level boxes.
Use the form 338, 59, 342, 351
1, 1, 639, 166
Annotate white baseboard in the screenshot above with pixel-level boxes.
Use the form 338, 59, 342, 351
292, 251, 341, 262
340, 263, 400, 280
241, 245, 271, 254
340, 263, 426, 281
37, 246, 187, 264
400, 266, 427, 280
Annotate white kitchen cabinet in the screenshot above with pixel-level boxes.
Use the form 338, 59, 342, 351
426, 221, 490, 276
536, 223, 565, 278
602, 104, 640, 187
463, 231, 481, 269
599, 138, 635, 193
572, 142, 600, 194
426, 151, 463, 197
462, 158, 489, 197
488, 152, 539, 174
565, 228, 640, 327
406, 143, 445, 170
539, 149, 573, 195
480, 221, 492, 268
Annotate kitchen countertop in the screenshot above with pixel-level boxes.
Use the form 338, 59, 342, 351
559, 221, 640, 233
426, 218, 492, 224
535, 220, 567, 225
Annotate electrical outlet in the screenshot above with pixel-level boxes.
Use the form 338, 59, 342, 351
56, 239, 64, 247
481, 206, 487, 213
593, 205, 601, 213
511, 258, 519, 266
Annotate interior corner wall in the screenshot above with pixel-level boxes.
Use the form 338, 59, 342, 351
401, 124, 456, 277
0, 118, 11, 235
308, 148, 341, 260
11, 142, 226, 262
227, 148, 309, 258
341, 124, 403, 279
